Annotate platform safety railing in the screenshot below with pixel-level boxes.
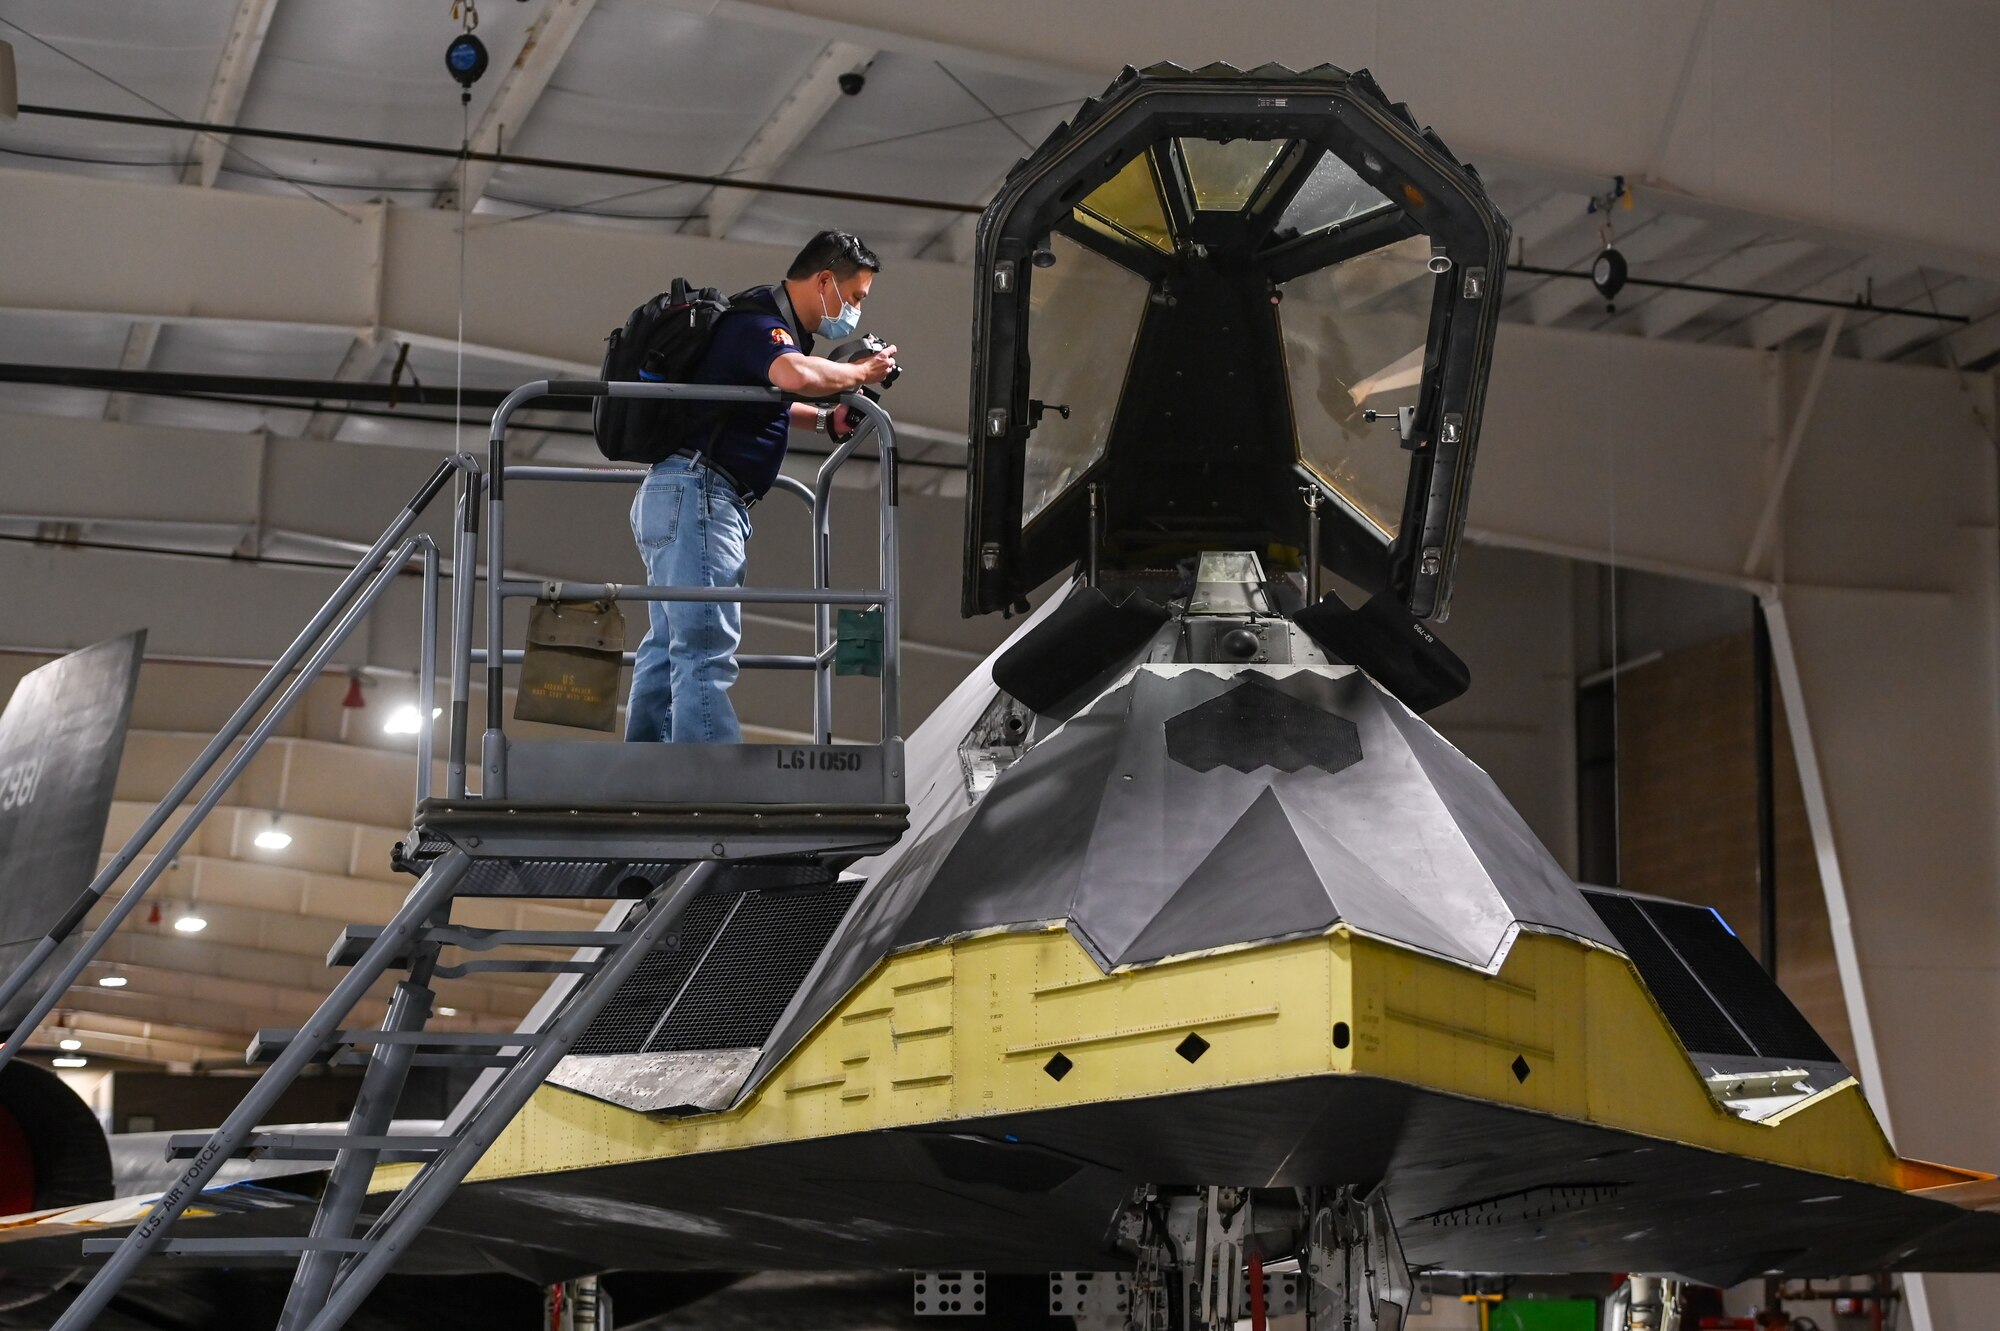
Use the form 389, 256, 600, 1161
468, 473, 819, 672
469, 381, 902, 800
0, 456, 476, 1074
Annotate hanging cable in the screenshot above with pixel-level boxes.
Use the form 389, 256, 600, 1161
1606, 345, 1624, 890
443, 0, 485, 466
457, 94, 469, 463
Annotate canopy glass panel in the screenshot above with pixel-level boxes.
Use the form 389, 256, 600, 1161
1176, 137, 1284, 210
1023, 233, 1149, 522
1275, 150, 1394, 239
1075, 152, 1172, 252
1280, 232, 1436, 536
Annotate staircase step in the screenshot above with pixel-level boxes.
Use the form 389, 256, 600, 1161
248, 1027, 541, 1064
433, 958, 605, 978
80, 1236, 372, 1257
325, 923, 635, 969
163, 1131, 448, 1162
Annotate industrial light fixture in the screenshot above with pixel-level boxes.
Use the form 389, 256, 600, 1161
253, 819, 293, 851
436, 1006, 459, 1017
52, 1056, 88, 1069
173, 912, 208, 934
97, 975, 127, 988
384, 704, 442, 736
58, 1038, 82, 1052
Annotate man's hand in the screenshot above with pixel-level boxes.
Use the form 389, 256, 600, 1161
828, 403, 860, 443
854, 343, 898, 385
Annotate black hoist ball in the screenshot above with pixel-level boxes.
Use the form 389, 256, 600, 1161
445, 33, 489, 89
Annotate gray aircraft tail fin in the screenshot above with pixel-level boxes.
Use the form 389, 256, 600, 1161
0, 632, 146, 1035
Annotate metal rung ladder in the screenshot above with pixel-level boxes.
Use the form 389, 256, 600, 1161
65, 851, 725, 1331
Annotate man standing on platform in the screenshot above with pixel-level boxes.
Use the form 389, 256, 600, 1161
625, 231, 897, 743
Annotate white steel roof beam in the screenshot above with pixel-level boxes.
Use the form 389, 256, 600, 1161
24, 1011, 242, 1068
706, 0, 2000, 275
301, 328, 393, 442
101, 319, 162, 423
439, 0, 600, 211
1632, 238, 1819, 340
1853, 272, 1973, 362
0, 164, 971, 434
1497, 189, 1595, 264
1944, 309, 2000, 372
1742, 262, 1878, 350
81, 952, 532, 1029
689, 40, 878, 240
114, 0, 305, 432
917, 166, 1008, 264
185, 0, 281, 190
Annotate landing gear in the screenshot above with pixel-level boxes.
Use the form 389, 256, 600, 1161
1101, 1186, 1412, 1331
544, 1274, 611, 1331
1603, 1276, 1682, 1331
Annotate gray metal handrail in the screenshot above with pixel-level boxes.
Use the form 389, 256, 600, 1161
472, 380, 901, 798
0, 455, 476, 1073
478, 469, 824, 675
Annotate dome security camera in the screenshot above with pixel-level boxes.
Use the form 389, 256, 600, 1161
838, 71, 866, 97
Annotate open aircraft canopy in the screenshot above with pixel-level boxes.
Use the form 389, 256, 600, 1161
964, 63, 1510, 619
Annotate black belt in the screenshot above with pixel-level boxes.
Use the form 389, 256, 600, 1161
668, 449, 757, 507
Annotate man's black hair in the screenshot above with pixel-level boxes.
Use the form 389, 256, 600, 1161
787, 231, 881, 281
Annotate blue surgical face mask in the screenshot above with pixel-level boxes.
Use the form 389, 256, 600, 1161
816, 279, 861, 340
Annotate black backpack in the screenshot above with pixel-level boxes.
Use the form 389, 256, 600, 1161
592, 278, 732, 465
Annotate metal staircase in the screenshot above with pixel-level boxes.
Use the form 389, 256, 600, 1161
0, 381, 910, 1330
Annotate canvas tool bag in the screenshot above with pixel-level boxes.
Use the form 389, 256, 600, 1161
515, 594, 626, 732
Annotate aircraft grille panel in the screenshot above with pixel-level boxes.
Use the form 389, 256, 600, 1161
648, 880, 862, 1052
572, 879, 862, 1057
1638, 898, 1840, 1066
570, 891, 736, 1056
1581, 891, 1756, 1057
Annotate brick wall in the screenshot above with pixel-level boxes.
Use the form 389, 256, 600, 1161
1614, 632, 1855, 1067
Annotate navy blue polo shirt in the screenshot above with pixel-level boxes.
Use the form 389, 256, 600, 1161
689, 284, 812, 499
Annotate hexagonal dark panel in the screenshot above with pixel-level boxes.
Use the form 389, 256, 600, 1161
1164, 675, 1362, 775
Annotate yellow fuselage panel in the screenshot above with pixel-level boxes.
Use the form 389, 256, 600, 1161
374, 925, 1905, 1194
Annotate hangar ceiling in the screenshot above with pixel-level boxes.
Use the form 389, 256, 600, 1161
0, 0, 1996, 1067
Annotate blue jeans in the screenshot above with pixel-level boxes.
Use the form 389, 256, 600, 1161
625, 456, 752, 743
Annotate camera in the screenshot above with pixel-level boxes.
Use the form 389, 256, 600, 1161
838, 71, 866, 97
826, 334, 900, 390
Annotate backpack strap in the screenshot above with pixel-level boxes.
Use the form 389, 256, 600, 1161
689, 284, 790, 470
